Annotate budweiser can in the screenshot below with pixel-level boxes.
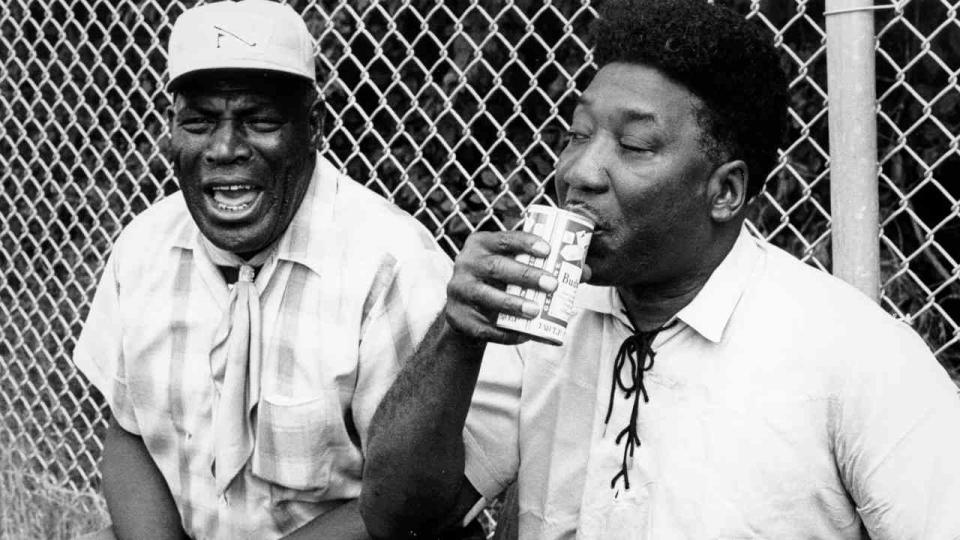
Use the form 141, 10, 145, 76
496, 204, 594, 345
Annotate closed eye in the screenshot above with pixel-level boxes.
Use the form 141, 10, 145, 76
246, 118, 284, 133
565, 130, 590, 145
620, 143, 651, 153
179, 117, 214, 134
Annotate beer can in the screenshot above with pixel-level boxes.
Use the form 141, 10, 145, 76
496, 204, 594, 345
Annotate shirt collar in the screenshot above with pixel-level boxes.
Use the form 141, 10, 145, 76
270, 154, 339, 278
575, 284, 632, 327
575, 225, 763, 343
674, 225, 762, 342
171, 153, 339, 278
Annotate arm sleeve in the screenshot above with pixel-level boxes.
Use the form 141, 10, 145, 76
836, 323, 960, 539
72, 242, 139, 434
462, 343, 523, 503
352, 249, 453, 454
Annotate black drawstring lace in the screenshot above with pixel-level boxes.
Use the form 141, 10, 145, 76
604, 314, 673, 492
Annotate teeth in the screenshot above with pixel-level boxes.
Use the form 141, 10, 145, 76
209, 183, 259, 211
216, 201, 252, 212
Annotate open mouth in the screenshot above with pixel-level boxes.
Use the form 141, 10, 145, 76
211, 184, 259, 210
204, 183, 264, 219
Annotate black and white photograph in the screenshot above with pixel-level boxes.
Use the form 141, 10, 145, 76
1, 0, 959, 538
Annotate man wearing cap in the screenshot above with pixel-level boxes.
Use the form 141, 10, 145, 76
360, 0, 960, 538
72, 1, 452, 538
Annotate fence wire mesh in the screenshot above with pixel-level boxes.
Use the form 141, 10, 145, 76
875, 0, 960, 362
1, 0, 957, 535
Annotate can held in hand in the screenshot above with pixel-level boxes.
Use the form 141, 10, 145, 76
496, 204, 594, 345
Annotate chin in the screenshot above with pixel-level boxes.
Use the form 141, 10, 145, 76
584, 276, 614, 288
202, 229, 268, 256
582, 257, 643, 288
582, 266, 614, 287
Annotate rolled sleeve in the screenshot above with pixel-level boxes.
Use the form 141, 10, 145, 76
353, 250, 452, 454
72, 246, 139, 434
463, 343, 523, 502
836, 323, 960, 539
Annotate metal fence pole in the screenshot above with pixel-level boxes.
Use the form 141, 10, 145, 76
825, 0, 881, 302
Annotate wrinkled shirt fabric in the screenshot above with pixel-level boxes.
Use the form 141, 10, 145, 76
464, 226, 960, 539
74, 155, 452, 539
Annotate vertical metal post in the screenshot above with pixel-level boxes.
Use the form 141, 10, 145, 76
825, 0, 881, 302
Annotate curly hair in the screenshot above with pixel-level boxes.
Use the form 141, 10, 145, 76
591, 0, 789, 199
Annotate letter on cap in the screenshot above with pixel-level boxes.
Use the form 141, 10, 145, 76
167, 0, 315, 89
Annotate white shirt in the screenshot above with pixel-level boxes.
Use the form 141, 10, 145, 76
464, 226, 960, 539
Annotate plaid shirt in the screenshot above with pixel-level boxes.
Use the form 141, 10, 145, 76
73, 155, 452, 539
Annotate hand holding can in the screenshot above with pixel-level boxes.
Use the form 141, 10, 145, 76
496, 205, 594, 345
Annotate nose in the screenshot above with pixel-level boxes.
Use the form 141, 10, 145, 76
204, 119, 250, 165
556, 137, 609, 197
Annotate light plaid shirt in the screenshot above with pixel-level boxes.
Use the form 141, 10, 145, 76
73, 155, 452, 539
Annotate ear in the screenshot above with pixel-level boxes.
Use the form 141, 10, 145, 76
166, 96, 178, 127
307, 98, 325, 149
707, 160, 748, 223
165, 97, 180, 167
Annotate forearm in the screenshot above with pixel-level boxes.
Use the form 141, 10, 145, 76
282, 499, 370, 540
362, 230, 553, 537
361, 316, 486, 537
102, 418, 188, 540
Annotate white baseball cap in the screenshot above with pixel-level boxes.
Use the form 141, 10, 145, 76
167, 0, 315, 89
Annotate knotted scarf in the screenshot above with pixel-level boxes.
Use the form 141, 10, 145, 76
201, 238, 271, 494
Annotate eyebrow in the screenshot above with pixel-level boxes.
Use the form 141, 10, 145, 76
177, 99, 279, 116
576, 95, 660, 125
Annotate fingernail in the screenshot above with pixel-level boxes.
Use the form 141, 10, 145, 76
538, 275, 558, 291
522, 302, 540, 317
533, 241, 550, 256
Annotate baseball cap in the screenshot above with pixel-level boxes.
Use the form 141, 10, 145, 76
167, 0, 315, 90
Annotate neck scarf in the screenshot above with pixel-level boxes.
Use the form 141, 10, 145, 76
201, 238, 272, 494
604, 313, 675, 492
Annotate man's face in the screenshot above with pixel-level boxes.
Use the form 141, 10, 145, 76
169, 74, 318, 257
556, 62, 720, 288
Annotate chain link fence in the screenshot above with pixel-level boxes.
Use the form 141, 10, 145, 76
1, 0, 958, 535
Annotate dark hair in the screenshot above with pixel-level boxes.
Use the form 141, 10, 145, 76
591, 0, 789, 199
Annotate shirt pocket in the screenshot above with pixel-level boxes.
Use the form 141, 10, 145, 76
251, 394, 335, 493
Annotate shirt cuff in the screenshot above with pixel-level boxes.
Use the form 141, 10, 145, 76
74, 351, 140, 435
463, 427, 509, 502
460, 496, 490, 528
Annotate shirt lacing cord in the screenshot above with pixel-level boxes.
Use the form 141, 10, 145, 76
603, 314, 675, 492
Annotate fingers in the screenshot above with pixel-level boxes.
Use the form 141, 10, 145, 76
449, 274, 539, 319
483, 230, 551, 258
444, 305, 531, 346
459, 232, 555, 291
475, 254, 557, 293
445, 231, 559, 344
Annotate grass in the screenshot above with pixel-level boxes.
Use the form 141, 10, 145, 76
0, 447, 108, 540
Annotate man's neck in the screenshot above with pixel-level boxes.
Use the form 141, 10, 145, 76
617, 273, 711, 332
616, 229, 739, 332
